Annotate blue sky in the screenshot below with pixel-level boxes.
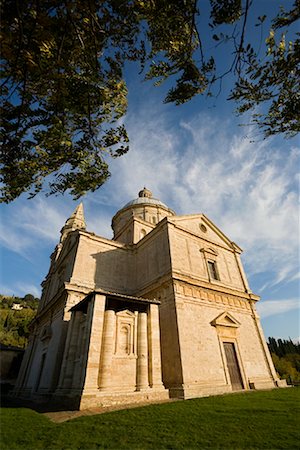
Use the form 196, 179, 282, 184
0, 1, 299, 341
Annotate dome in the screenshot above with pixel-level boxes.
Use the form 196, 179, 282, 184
112, 188, 175, 243
122, 187, 169, 210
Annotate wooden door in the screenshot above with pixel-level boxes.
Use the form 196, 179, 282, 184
224, 342, 244, 390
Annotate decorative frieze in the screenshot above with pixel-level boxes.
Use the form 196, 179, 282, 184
174, 281, 251, 311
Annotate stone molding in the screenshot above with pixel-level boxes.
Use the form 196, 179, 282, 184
173, 280, 252, 311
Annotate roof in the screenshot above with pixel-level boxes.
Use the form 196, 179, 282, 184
117, 187, 174, 214
123, 196, 169, 209
69, 289, 160, 312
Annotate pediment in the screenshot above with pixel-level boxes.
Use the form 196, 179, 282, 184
210, 311, 240, 328
116, 309, 135, 318
170, 214, 242, 253
200, 246, 218, 256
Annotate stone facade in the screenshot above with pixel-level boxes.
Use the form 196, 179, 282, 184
13, 188, 285, 409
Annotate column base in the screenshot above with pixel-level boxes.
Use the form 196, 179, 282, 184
248, 378, 276, 390
169, 383, 232, 399
79, 388, 170, 410
275, 379, 289, 388
135, 385, 151, 392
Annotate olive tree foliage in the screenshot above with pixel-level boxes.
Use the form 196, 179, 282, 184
1, 0, 299, 202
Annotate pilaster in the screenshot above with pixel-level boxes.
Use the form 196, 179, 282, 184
250, 300, 278, 382
57, 310, 82, 390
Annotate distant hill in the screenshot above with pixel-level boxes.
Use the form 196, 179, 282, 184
0, 294, 39, 348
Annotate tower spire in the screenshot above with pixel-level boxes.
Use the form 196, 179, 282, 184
60, 203, 86, 242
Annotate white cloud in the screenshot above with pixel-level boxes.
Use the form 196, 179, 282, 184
1, 105, 299, 301
18, 198, 66, 241
0, 197, 75, 257
0, 222, 33, 255
257, 298, 300, 318
101, 109, 299, 291
15, 283, 41, 298
1, 283, 41, 298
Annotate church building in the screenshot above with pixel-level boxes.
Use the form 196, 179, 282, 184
13, 188, 285, 409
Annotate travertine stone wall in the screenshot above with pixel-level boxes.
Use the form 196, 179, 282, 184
70, 225, 172, 296
14, 200, 283, 408
16, 304, 66, 395
149, 283, 184, 390
71, 234, 134, 293
168, 222, 245, 291
134, 226, 172, 293
114, 216, 155, 244
173, 289, 276, 396
170, 215, 230, 247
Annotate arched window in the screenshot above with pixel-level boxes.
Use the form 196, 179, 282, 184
140, 229, 147, 239
152, 216, 157, 224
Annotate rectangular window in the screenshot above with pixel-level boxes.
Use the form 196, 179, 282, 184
208, 261, 219, 280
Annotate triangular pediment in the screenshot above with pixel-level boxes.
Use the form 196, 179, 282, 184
116, 309, 135, 318
210, 311, 241, 328
201, 246, 218, 256
169, 214, 242, 253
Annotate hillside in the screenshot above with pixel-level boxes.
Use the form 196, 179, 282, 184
268, 337, 300, 384
0, 294, 39, 348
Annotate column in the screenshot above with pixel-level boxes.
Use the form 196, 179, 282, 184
70, 311, 85, 390
98, 309, 116, 390
81, 294, 106, 394
136, 311, 149, 391
148, 304, 164, 389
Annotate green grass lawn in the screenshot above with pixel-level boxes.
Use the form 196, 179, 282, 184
1, 388, 299, 450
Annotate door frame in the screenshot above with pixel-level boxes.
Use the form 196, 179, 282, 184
218, 337, 247, 390
211, 311, 248, 390
223, 340, 244, 390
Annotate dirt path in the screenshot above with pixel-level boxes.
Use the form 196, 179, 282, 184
1, 394, 178, 423
44, 398, 178, 423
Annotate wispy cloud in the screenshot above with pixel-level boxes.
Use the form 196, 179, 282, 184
0, 197, 73, 257
1, 104, 298, 307
1, 282, 41, 298
102, 108, 299, 291
0, 223, 33, 255
18, 198, 66, 241
257, 298, 300, 318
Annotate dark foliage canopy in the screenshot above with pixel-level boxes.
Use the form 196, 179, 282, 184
268, 336, 300, 357
0, 294, 39, 348
1, 0, 299, 202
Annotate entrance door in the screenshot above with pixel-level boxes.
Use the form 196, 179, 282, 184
223, 342, 244, 390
